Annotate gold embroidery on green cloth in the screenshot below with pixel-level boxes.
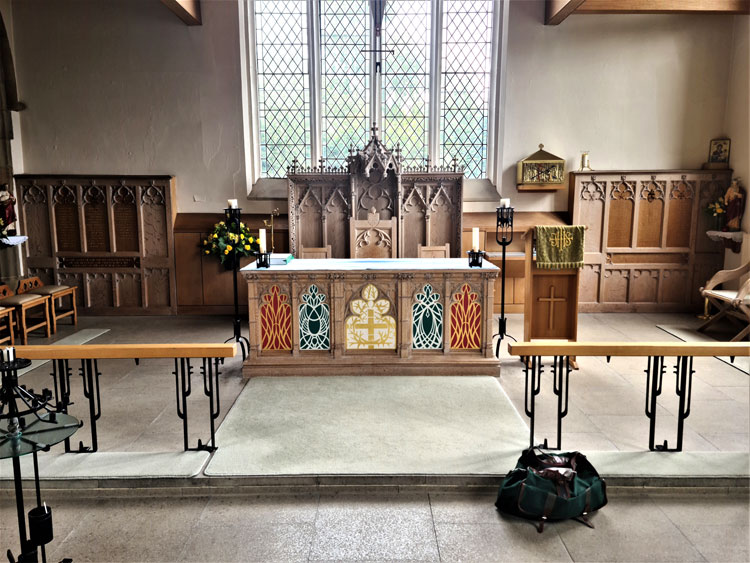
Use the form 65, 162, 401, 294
535, 225, 585, 270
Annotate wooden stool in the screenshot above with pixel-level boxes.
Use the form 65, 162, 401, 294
0, 284, 51, 345
17, 277, 78, 334
0, 307, 14, 346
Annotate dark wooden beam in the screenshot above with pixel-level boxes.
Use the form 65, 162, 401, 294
160, 0, 202, 26
546, 0, 587, 25
574, 0, 750, 15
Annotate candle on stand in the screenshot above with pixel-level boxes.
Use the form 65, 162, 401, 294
258, 229, 267, 253
227, 199, 238, 209
500, 198, 510, 208
472, 227, 480, 252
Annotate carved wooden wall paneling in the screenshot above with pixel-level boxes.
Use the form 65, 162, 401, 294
16, 175, 177, 314
570, 170, 731, 312
288, 134, 463, 260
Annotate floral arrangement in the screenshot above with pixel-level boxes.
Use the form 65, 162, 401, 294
201, 220, 260, 265
705, 196, 726, 218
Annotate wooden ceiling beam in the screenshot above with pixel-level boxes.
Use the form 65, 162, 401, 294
546, 0, 587, 25
574, 0, 750, 15
160, 0, 202, 26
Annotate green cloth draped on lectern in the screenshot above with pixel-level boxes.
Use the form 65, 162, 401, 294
535, 225, 585, 270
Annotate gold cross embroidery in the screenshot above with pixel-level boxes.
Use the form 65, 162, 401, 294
353, 309, 389, 347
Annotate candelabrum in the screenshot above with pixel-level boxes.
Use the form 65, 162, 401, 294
1, 347, 82, 563
494, 205, 515, 358
223, 207, 250, 360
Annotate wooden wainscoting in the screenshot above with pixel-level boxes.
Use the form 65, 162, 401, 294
174, 213, 289, 315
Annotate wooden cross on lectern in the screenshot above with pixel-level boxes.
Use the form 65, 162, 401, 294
538, 286, 566, 331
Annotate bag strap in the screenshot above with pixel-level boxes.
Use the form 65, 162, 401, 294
572, 487, 596, 529
536, 492, 557, 533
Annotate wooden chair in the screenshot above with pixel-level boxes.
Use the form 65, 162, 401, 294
300, 245, 332, 259
0, 284, 51, 345
350, 208, 398, 259
0, 307, 14, 346
17, 277, 78, 334
418, 243, 450, 258
698, 262, 750, 341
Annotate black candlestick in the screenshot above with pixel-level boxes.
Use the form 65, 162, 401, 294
223, 207, 249, 360
494, 205, 515, 358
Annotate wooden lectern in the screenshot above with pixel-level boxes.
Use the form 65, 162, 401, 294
524, 228, 580, 345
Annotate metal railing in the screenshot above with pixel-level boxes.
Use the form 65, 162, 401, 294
508, 342, 749, 452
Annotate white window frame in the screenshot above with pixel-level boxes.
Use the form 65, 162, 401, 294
238, 0, 508, 192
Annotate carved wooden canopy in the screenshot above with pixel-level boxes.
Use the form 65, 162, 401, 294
288, 131, 464, 259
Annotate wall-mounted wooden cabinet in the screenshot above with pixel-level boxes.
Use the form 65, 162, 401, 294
569, 170, 732, 312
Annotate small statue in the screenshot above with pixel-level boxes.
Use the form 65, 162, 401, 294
723, 178, 745, 232
0, 184, 17, 236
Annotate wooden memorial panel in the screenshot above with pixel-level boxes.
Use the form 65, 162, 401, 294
569, 170, 731, 312
53, 185, 81, 252
16, 175, 176, 314
82, 185, 110, 252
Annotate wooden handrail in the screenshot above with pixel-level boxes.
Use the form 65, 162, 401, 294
11, 343, 237, 360
509, 341, 749, 357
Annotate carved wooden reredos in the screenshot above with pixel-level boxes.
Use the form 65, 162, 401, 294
288, 130, 464, 259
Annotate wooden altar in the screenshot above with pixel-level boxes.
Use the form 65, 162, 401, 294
241, 258, 500, 377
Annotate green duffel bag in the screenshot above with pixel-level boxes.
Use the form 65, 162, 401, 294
495, 447, 607, 533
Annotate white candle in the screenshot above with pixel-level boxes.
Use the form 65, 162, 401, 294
227, 199, 238, 209
258, 229, 267, 253
500, 198, 510, 208
472, 228, 480, 252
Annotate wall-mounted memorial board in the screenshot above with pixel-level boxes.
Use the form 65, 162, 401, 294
288, 129, 463, 259
16, 175, 177, 314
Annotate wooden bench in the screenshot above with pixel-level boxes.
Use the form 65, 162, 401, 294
17, 276, 78, 334
0, 284, 50, 344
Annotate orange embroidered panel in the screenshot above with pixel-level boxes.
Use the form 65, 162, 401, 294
449, 283, 481, 349
260, 285, 292, 351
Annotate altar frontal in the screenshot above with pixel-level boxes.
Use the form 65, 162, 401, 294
241, 259, 500, 377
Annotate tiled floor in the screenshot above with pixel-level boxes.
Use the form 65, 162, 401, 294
2, 491, 748, 562
2, 312, 748, 561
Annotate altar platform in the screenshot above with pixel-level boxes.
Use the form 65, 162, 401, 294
241, 258, 501, 377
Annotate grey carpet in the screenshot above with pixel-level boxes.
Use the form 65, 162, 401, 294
16, 328, 111, 377
205, 376, 529, 476
0, 451, 211, 480
657, 325, 749, 374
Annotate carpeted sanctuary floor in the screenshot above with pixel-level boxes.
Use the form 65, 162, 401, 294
205, 376, 529, 476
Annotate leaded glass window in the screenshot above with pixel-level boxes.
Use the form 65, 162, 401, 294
321, 0, 370, 169
440, 0, 493, 178
381, 0, 430, 168
256, 0, 311, 177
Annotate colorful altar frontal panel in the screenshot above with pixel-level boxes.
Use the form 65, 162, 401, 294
242, 259, 499, 377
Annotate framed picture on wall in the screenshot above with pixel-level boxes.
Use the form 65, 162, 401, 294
708, 138, 731, 164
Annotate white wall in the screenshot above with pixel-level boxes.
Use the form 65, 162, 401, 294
11, 0, 245, 213
6, 0, 744, 217
501, 1, 736, 211
722, 15, 749, 272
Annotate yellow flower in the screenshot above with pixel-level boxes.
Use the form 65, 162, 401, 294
203, 239, 207, 244
213, 234, 218, 239
224, 249, 229, 255
240, 233, 245, 239
240, 222, 245, 228
226, 244, 233, 251
204, 250, 210, 254
219, 221, 225, 226
244, 245, 250, 250
248, 236, 254, 243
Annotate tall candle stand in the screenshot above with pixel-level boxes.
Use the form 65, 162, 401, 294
223, 206, 250, 360
494, 204, 515, 358
1, 347, 82, 563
